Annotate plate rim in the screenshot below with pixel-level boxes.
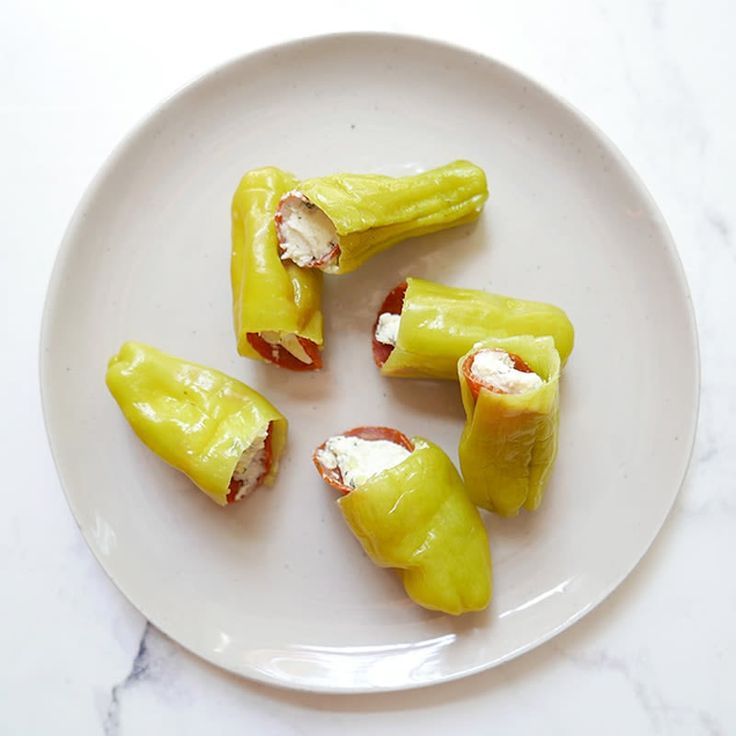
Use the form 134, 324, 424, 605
39, 31, 701, 693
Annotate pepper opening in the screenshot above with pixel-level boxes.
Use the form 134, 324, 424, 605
246, 332, 323, 372
313, 426, 414, 495
372, 281, 408, 367
462, 349, 539, 401
275, 191, 341, 270
226, 422, 274, 504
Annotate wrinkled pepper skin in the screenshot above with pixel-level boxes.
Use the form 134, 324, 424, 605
106, 342, 287, 506
296, 160, 488, 274
232, 167, 323, 367
338, 437, 492, 615
458, 336, 560, 516
378, 277, 574, 379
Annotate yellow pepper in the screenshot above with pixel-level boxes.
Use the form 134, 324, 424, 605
373, 277, 574, 379
276, 160, 488, 274
458, 336, 560, 516
106, 342, 287, 506
314, 427, 492, 615
232, 167, 324, 370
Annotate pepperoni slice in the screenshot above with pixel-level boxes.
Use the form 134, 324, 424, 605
226, 422, 274, 504
372, 281, 408, 367
313, 426, 414, 495
246, 332, 322, 372
462, 349, 535, 401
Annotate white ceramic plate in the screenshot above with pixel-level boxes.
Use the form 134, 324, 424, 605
41, 33, 699, 693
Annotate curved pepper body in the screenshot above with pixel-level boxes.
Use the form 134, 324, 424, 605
458, 336, 560, 516
338, 437, 492, 615
106, 342, 287, 505
380, 277, 574, 379
231, 167, 323, 365
298, 160, 488, 274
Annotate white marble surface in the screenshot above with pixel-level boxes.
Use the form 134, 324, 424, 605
1, 0, 733, 733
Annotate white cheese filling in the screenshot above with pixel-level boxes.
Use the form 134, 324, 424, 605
260, 330, 313, 365
470, 349, 544, 395
278, 191, 339, 268
231, 428, 269, 501
374, 312, 401, 347
316, 435, 411, 489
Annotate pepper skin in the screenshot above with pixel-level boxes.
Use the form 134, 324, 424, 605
374, 277, 574, 379
458, 336, 561, 516
314, 428, 492, 615
279, 160, 488, 274
106, 342, 287, 506
232, 167, 324, 370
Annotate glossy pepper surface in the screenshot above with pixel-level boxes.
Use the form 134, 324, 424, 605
458, 335, 560, 516
106, 342, 287, 506
316, 429, 492, 615
284, 160, 488, 274
232, 166, 324, 370
375, 277, 574, 379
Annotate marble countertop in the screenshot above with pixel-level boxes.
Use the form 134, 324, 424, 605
3, 0, 732, 733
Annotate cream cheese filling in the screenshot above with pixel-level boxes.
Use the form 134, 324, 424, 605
278, 191, 339, 268
231, 427, 269, 501
316, 435, 411, 489
471, 349, 543, 394
374, 312, 401, 347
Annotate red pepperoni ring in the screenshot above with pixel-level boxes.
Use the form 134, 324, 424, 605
462, 350, 535, 401
246, 332, 323, 372
371, 281, 408, 368
313, 426, 414, 495
227, 422, 274, 504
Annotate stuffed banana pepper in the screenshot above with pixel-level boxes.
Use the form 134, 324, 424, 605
276, 160, 488, 274
313, 426, 492, 615
458, 336, 560, 517
232, 166, 324, 371
373, 277, 574, 379
106, 342, 287, 506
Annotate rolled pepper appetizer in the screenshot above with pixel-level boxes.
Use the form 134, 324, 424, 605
106, 342, 287, 506
313, 427, 492, 615
232, 166, 323, 371
458, 336, 560, 516
276, 160, 488, 274
373, 277, 574, 379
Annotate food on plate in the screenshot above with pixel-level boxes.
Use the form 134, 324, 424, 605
313, 426, 492, 615
232, 166, 323, 371
458, 336, 560, 516
276, 160, 488, 274
373, 277, 574, 379
106, 341, 287, 506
